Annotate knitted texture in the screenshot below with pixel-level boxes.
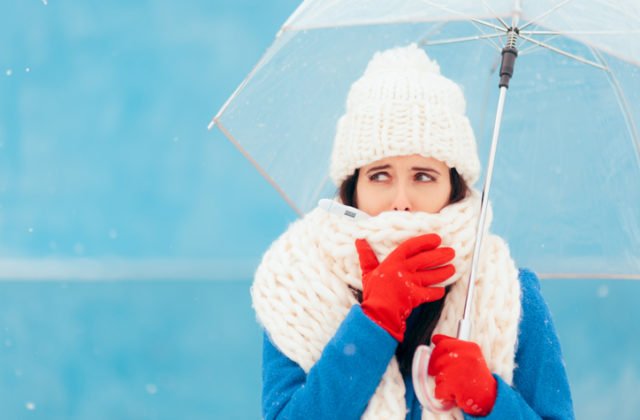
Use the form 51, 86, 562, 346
329, 43, 481, 187
252, 191, 521, 419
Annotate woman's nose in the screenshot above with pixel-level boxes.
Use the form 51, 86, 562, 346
391, 187, 411, 212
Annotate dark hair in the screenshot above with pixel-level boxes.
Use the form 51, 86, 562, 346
339, 167, 469, 375
339, 168, 468, 208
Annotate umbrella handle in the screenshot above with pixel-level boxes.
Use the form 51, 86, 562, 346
412, 344, 456, 413
414, 30, 520, 414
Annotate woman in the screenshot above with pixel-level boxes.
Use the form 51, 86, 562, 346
252, 44, 574, 419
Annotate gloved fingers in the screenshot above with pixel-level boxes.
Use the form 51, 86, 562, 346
431, 334, 455, 346
458, 340, 483, 358
432, 335, 483, 359
405, 247, 455, 271
427, 343, 458, 376
355, 238, 379, 276
408, 285, 445, 305
428, 335, 482, 376
442, 338, 482, 357
429, 342, 449, 363
393, 233, 441, 259
433, 379, 456, 404
412, 264, 456, 287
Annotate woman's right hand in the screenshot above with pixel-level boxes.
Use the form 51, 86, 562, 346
355, 234, 455, 342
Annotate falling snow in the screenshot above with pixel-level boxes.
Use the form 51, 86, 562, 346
343, 343, 357, 356
597, 285, 609, 298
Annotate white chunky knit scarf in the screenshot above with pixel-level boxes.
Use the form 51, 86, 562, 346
252, 191, 521, 419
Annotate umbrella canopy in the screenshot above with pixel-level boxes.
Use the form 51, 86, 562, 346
211, 0, 640, 281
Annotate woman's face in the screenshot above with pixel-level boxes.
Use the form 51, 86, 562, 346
355, 154, 452, 216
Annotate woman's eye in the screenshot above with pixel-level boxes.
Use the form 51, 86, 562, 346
369, 172, 390, 182
415, 172, 435, 182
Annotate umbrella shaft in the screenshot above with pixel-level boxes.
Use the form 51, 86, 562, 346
458, 86, 509, 341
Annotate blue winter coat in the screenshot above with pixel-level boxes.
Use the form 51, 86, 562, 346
260, 269, 574, 419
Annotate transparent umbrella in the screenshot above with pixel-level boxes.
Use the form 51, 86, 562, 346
210, 0, 640, 410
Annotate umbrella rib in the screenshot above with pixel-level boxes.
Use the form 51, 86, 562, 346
415, 0, 504, 52
215, 121, 304, 217
282, 16, 502, 33
481, 0, 510, 30
513, 22, 539, 50
419, 32, 504, 47
591, 49, 640, 170
519, 0, 576, 31
209, 62, 263, 130
468, 21, 504, 52
419, 0, 507, 33
521, 30, 640, 36
278, 0, 313, 37
208, 30, 297, 130
309, 173, 332, 207
518, 34, 560, 55
468, 18, 506, 34
518, 34, 608, 70
416, 21, 448, 47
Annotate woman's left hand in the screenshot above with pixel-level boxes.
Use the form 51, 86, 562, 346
427, 334, 497, 416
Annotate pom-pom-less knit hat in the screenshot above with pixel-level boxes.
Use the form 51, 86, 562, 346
329, 43, 481, 187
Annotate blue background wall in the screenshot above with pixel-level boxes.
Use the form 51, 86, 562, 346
1, 1, 638, 418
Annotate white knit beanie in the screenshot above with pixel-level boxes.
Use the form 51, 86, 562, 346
329, 43, 481, 187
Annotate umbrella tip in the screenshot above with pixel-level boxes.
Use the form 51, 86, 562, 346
207, 119, 216, 131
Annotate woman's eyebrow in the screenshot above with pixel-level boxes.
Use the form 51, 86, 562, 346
411, 166, 441, 175
365, 164, 391, 174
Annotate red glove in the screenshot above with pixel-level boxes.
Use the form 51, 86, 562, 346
355, 233, 455, 342
427, 334, 497, 416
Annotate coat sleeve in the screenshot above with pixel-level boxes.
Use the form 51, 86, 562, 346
261, 304, 399, 420
464, 269, 575, 420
